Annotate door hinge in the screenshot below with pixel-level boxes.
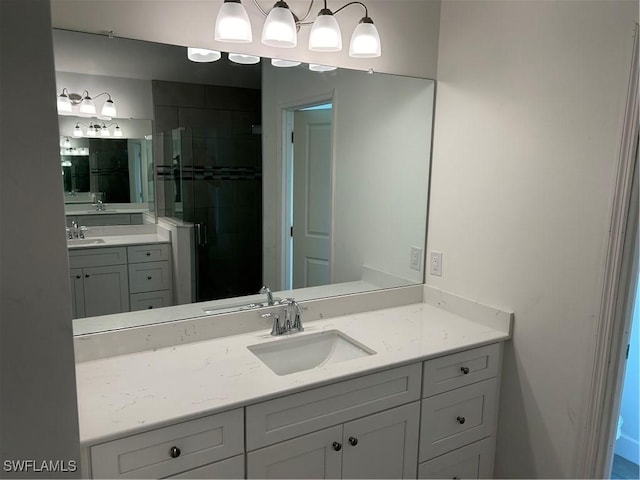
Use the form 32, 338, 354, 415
291, 131, 294, 143
290, 225, 294, 237
626, 343, 630, 360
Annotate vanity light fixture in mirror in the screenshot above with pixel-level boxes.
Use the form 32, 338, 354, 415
214, 0, 381, 57
73, 121, 122, 138
57, 88, 117, 118
187, 47, 222, 62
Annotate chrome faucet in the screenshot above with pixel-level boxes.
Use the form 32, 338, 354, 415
261, 298, 305, 336
259, 285, 275, 306
93, 199, 106, 211
66, 221, 87, 239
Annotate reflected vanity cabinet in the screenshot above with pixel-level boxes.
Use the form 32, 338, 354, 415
68, 243, 172, 318
83, 343, 503, 479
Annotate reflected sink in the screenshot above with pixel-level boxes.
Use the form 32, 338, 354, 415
248, 330, 376, 376
67, 238, 106, 246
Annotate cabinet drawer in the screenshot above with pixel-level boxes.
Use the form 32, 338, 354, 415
419, 378, 497, 461
130, 291, 173, 311
128, 244, 171, 263
418, 437, 494, 479
171, 454, 244, 479
246, 363, 422, 450
69, 247, 127, 268
423, 343, 501, 397
90, 408, 243, 479
128, 261, 171, 293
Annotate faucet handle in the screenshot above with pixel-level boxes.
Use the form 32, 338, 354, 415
270, 314, 283, 336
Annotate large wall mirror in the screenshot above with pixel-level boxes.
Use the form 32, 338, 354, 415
53, 29, 435, 335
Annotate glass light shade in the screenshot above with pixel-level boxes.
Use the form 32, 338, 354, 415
187, 47, 222, 62
79, 97, 96, 115
101, 125, 110, 137
87, 125, 97, 136
114, 125, 123, 137
62, 137, 71, 148
215, 1, 252, 43
309, 10, 342, 52
228, 53, 261, 64
349, 18, 381, 58
262, 3, 297, 48
271, 58, 301, 67
309, 63, 337, 72
73, 125, 83, 137
57, 93, 72, 114
101, 99, 117, 117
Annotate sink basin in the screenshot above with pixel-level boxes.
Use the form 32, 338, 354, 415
248, 330, 376, 376
67, 238, 106, 246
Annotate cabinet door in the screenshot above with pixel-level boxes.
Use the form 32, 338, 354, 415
247, 425, 342, 479
341, 402, 420, 479
82, 265, 129, 317
69, 268, 85, 319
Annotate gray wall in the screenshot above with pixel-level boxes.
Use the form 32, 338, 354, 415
0, 0, 81, 476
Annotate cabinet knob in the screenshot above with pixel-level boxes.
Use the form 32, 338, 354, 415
147, 276, 152, 280
457, 416, 466, 424
146, 252, 151, 256
348, 436, 358, 446
169, 446, 181, 458
76, 275, 81, 279
332, 442, 342, 451
148, 306, 153, 309
85, 274, 90, 278
453, 477, 460, 479
460, 366, 470, 374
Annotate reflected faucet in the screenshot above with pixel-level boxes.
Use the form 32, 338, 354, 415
259, 286, 274, 305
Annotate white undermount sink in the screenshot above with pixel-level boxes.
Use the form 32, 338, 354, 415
248, 330, 376, 376
67, 238, 106, 246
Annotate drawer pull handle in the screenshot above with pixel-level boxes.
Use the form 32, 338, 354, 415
147, 276, 152, 280
148, 306, 153, 309
85, 274, 90, 278
332, 442, 342, 451
76, 275, 81, 279
169, 446, 181, 458
457, 416, 466, 424
146, 252, 151, 256
460, 366, 470, 374
348, 436, 358, 446
453, 477, 460, 479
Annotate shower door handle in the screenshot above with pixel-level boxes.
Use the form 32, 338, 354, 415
196, 223, 208, 247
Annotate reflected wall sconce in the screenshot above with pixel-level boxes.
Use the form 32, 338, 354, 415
57, 89, 118, 118
73, 122, 123, 138
187, 47, 222, 62
214, 0, 381, 58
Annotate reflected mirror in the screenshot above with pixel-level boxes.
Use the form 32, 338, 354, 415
53, 29, 435, 333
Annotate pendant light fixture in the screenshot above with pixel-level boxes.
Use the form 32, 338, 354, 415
262, 1, 297, 48
213, 0, 381, 58
309, 4, 342, 52
215, 0, 252, 43
56, 89, 118, 118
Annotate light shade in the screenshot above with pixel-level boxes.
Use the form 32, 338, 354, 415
73, 125, 83, 137
228, 53, 261, 64
215, 0, 252, 43
101, 125, 110, 137
101, 98, 117, 118
349, 17, 381, 58
79, 96, 96, 115
187, 47, 222, 62
262, 1, 297, 48
57, 91, 72, 114
113, 125, 123, 137
271, 58, 301, 67
309, 9, 342, 52
309, 64, 337, 72
87, 124, 98, 136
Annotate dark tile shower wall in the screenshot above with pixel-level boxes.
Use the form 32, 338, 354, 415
153, 80, 262, 302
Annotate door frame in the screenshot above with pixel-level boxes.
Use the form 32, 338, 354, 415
276, 91, 335, 291
579, 24, 639, 478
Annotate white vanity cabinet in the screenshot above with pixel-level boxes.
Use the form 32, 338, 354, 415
69, 243, 173, 318
89, 408, 244, 479
246, 364, 422, 479
68, 247, 129, 318
418, 343, 502, 479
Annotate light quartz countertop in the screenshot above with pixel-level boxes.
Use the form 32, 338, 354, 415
75, 301, 510, 446
68, 208, 149, 216
67, 234, 169, 250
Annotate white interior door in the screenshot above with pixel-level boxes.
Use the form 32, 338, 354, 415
292, 108, 332, 288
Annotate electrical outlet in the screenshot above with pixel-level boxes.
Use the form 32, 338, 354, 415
430, 251, 443, 276
410, 247, 422, 271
